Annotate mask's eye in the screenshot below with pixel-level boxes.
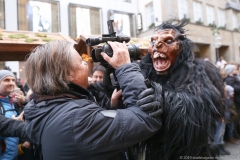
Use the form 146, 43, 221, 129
166, 39, 173, 44
151, 40, 156, 45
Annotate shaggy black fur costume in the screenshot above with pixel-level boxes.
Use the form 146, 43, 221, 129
138, 20, 225, 160
88, 20, 225, 160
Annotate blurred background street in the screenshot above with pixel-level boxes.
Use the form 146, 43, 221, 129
219, 142, 240, 160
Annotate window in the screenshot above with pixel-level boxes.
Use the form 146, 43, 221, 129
69, 4, 101, 38
232, 12, 239, 29
137, 13, 142, 30
206, 5, 215, 25
108, 10, 135, 37
18, 0, 60, 33
193, 1, 203, 22
178, 0, 189, 20
218, 9, 226, 27
145, 2, 154, 27
0, 0, 5, 29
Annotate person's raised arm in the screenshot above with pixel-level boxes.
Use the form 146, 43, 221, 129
0, 114, 29, 140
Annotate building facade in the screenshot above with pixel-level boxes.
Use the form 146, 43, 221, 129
0, 0, 240, 80
0, 0, 138, 80
137, 0, 240, 63
2, 0, 138, 38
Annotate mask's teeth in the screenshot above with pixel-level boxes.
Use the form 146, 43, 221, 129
153, 52, 160, 58
160, 53, 166, 58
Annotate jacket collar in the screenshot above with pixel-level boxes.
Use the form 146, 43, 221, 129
34, 83, 95, 103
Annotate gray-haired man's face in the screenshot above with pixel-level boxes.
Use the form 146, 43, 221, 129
68, 50, 89, 89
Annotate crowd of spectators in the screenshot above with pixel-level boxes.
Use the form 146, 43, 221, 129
208, 56, 240, 155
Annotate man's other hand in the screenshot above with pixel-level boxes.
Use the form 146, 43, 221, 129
110, 89, 123, 108
12, 111, 24, 121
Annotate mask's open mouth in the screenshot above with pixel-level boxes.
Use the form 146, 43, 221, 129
152, 52, 171, 72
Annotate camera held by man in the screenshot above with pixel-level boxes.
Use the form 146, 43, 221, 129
86, 20, 141, 63
86, 20, 141, 88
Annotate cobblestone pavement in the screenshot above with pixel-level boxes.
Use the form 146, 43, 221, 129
218, 142, 240, 160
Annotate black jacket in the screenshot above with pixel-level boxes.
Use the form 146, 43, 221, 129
0, 115, 28, 140
24, 63, 162, 160
225, 75, 240, 107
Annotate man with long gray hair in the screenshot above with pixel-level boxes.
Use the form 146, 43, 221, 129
23, 40, 162, 160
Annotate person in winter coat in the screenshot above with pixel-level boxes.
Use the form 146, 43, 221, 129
91, 65, 105, 84
224, 64, 240, 143
0, 113, 27, 138
23, 40, 163, 160
225, 85, 239, 144
0, 112, 29, 159
0, 70, 25, 159
224, 64, 240, 116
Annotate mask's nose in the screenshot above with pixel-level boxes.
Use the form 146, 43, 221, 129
155, 41, 169, 53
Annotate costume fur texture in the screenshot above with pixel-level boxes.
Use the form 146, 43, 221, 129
138, 20, 225, 160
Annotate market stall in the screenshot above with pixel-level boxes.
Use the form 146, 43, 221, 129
0, 28, 76, 61
0, 28, 151, 76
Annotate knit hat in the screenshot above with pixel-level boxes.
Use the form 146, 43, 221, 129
0, 70, 15, 82
226, 85, 234, 97
225, 64, 236, 75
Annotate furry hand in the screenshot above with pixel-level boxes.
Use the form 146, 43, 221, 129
137, 81, 163, 119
